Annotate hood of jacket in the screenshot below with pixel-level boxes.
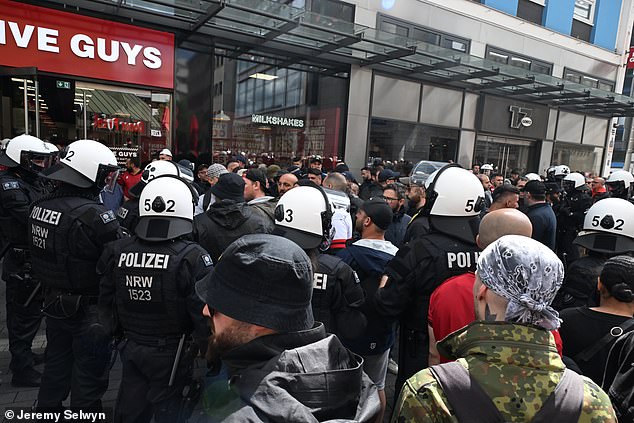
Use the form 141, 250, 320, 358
204, 323, 380, 422
207, 199, 252, 229
249, 198, 277, 223
342, 241, 397, 276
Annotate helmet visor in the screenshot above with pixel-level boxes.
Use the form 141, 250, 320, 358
562, 180, 575, 193
98, 164, 121, 193
20, 150, 59, 173
606, 180, 625, 195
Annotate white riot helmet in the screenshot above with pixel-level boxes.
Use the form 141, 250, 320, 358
606, 170, 634, 200
562, 172, 587, 193
136, 175, 196, 241
0, 134, 59, 173
128, 160, 195, 198
547, 164, 570, 182
480, 163, 494, 175
272, 185, 333, 250
574, 198, 634, 254
423, 164, 483, 243
525, 173, 541, 181
41, 139, 118, 190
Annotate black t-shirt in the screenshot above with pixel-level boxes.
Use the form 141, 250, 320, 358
559, 307, 633, 385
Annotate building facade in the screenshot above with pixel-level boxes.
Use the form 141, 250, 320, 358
344, 0, 634, 177
2, 0, 634, 175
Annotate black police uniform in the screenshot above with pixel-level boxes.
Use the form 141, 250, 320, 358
552, 253, 605, 311
403, 209, 430, 243
0, 170, 50, 383
311, 254, 365, 339
98, 237, 211, 423
556, 189, 592, 266
374, 231, 479, 392
116, 197, 140, 234
29, 186, 120, 408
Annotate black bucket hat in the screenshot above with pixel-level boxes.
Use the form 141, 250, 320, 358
196, 234, 314, 332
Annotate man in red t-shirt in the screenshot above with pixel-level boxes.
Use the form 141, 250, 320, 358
118, 157, 142, 200
427, 208, 563, 363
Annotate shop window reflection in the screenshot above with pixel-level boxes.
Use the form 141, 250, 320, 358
369, 118, 459, 164
552, 143, 598, 173
212, 55, 348, 168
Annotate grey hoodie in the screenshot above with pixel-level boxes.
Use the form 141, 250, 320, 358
200, 324, 380, 422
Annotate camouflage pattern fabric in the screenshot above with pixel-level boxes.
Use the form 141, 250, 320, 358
392, 322, 616, 423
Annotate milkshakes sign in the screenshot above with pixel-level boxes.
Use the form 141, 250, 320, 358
0, 1, 174, 89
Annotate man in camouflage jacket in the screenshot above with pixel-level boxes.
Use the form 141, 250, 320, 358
393, 235, 616, 423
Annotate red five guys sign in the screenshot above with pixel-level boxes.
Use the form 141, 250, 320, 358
0, 1, 174, 89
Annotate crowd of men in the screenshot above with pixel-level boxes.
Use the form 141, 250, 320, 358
0, 134, 633, 422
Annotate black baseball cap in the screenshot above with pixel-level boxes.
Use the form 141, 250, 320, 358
244, 168, 268, 188
378, 169, 400, 183
361, 198, 393, 230
523, 180, 546, 195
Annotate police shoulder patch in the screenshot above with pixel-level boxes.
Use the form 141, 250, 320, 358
100, 210, 116, 224
117, 207, 129, 219
2, 181, 19, 191
201, 254, 213, 267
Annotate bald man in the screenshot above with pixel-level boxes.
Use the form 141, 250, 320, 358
427, 209, 533, 364
323, 172, 347, 192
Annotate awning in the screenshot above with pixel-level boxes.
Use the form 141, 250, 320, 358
35, 0, 634, 118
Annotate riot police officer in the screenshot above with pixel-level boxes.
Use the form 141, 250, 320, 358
98, 176, 211, 423
29, 139, 121, 409
546, 164, 570, 185
557, 172, 593, 266
553, 198, 634, 310
606, 170, 634, 203
374, 164, 483, 392
0, 134, 58, 386
272, 183, 366, 340
117, 160, 195, 234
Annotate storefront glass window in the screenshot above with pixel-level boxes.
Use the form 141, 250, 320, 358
474, 135, 538, 176
551, 142, 600, 173
211, 56, 348, 168
174, 47, 212, 157
0, 76, 33, 138
369, 118, 459, 164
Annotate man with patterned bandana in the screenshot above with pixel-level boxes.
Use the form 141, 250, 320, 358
392, 235, 616, 423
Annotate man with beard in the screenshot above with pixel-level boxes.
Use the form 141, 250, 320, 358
196, 234, 380, 422
118, 157, 142, 200
403, 180, 428, 243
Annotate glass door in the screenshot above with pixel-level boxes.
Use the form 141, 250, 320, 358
0, 66, 39, 139
474, 135, 538, 176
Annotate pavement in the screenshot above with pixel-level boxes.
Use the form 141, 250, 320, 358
0, 271, 398, 422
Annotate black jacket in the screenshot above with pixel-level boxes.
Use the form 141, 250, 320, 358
552, 254, 604, 311
605, 330, 634, 422
377, 231, 479, 391
359, 181, 382, 201
192, 199, 272, 262
312, 254, 366, 339
385, 208, 411, 248
202, 324, 380, 422
525, 202, 557, 251
403, 209, 430, 244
